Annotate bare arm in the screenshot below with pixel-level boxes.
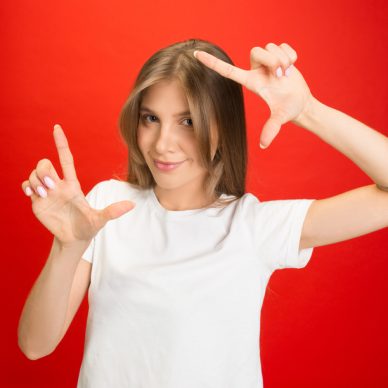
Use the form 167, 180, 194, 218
17, 238, 91, 360
194, 45, 388, 250
294, 97, 388, 188
18, 125, 135, 360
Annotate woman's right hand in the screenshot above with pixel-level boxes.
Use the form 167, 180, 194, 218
22, 124, 135, 248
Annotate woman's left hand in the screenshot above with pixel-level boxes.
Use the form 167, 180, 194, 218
194, 43, 314, 148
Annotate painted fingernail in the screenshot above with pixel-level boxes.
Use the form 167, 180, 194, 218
285, 66, 292, 77
37, 186, 47, 198
44, 176, 55, 189
25, 186, 33, 196
276, 66, 283, 78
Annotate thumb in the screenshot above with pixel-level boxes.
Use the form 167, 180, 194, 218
259, 116, 282, 149
99, 200, 136, 224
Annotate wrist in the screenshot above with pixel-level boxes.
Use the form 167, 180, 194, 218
292, 95, 323, 130
53, 236, 91, 253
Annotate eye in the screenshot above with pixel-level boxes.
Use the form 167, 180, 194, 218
142, 114, 158, 123
182, 118, 193, 127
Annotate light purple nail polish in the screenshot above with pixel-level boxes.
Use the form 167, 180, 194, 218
44, 176, 55, 189
285, 66, 292, 77
25, 186, 33, 196
37, 186, 47, 198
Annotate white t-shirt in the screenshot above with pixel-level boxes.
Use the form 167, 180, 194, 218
77, 179, 315, 388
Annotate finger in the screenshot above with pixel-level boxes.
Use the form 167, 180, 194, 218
53, 124, 78, 182
250, 46, 279, 70
98, 201, 136, 225
260, 115, 283, 149
36, 158, 61, 190
279, 43, 298, 63
28, 169, 48, 198
265, 43, 292, 77
194, 51, 248, 85
22, 180, 37, 199
279, 43, 297, 77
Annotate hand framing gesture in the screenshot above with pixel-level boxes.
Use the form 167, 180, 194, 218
22, 125, 135, 248
194, 43, 314, 148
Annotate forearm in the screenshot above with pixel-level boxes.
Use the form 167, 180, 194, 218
17, 237, 89, 360
294, 96, 388, 188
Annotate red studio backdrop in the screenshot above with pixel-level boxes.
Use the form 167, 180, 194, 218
2, 0, 387, 387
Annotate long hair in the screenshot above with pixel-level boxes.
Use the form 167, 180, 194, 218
119, 38, 247, 204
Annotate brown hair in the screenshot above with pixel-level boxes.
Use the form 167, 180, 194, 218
118, 38, 247, 206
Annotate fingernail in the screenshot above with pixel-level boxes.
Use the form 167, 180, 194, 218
25, 186, 33, 196
37, 186, 47, 198
260, 143, 267, 149
44, 176, 55, 189
193, 50, 198, 58
285, 66, 292, 77
54, 124, 61, 130
276, 66, 283, 78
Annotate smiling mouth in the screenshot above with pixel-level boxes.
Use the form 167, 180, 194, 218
154, 159, 185, 165
153, 159, 186, 171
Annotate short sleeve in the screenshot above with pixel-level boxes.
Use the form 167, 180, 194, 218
254, 198, 316, 270
80, 182, 102, 263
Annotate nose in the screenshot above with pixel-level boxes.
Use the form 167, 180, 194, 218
153, 124, 176, 154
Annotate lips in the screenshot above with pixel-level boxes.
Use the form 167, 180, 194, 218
154, 160, 183, 165
153, 159, 186, 171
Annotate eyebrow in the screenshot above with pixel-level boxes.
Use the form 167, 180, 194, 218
139, 106, 191, 117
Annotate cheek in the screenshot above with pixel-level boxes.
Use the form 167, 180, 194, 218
137, 127, 150, 150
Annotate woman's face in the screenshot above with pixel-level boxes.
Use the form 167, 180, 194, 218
137, 79, 218, 194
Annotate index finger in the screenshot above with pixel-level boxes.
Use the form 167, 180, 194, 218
53, 124, 78, 181
194, 51, 248, 86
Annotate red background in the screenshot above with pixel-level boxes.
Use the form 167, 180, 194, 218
3, 0, 388, 387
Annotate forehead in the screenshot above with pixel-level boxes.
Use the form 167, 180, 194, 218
141, 79, 189, 108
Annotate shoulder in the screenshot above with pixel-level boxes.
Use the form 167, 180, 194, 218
85, 179, 148, 207
232, 192, 314, 221
229, 192, 261, 211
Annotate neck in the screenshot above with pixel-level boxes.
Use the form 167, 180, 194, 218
153, 183, 218, 211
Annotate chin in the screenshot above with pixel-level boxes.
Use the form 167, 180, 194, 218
153, 179, 188, 191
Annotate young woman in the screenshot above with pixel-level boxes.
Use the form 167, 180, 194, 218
18, 39, 388, 388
